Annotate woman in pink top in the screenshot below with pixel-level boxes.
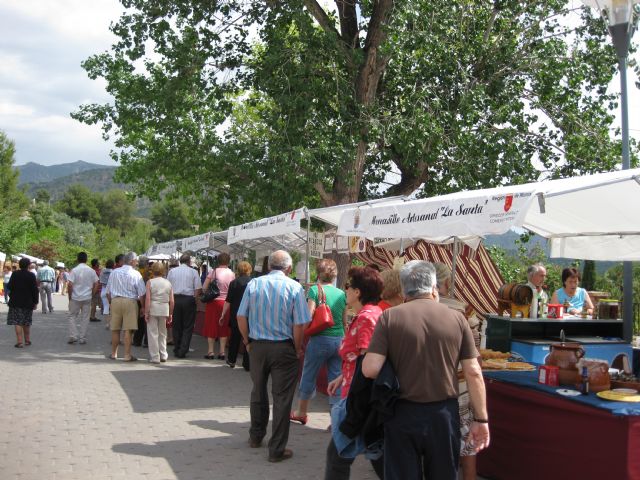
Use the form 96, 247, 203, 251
202, 253, 235, 359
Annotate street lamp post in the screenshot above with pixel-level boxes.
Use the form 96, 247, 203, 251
581, 0, 637, 342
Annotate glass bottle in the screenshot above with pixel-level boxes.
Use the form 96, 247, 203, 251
580, 366, 589, 395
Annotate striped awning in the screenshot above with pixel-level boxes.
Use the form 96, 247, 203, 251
355, 240, 504, 317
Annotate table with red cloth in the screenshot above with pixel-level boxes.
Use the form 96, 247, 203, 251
478, 370, 640, 480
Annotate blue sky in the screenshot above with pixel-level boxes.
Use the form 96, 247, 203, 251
1, 0, 639, 168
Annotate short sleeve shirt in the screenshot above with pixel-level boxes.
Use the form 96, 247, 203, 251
368, 298, 478, 403
307, 284, 346, 337
68, 264, 99, 301
338, 304, 382, 398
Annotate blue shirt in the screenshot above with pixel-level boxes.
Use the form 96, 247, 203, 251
106, 265, 146, 299
237, 270, 310, 341
555, 287, 588, 312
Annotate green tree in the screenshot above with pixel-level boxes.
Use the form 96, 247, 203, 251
0, 130, 28, 215
0, 214, 33, 255
97, 189, 135, 230
51, 211, 96, 248
150, 198, 194, 242
122, 218, 153, 254
582, 260, 597, 291
75, 1, 636, 226
34, 189, 51, 205
55, 184, 102, 225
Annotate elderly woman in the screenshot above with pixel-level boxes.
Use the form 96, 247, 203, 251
550, 267, 594, 315
378, 268, 403, 311
221, 261, 253, 370
324, 266, 384, 480
290, 259, 347, 425
145, 262, 174, 364
6, 257, 39, 348
434, 262, 481, 480
202, 252, 235, 359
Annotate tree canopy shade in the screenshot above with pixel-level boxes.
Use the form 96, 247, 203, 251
0, 130, 28, 216
74, 1, 638, 226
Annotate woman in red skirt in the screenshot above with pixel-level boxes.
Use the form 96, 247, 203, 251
202, 253, 235, 359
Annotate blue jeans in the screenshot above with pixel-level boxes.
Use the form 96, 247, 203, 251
298, 335, 343, 404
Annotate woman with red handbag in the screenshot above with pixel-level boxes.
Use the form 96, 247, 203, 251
290, 259, 346, 425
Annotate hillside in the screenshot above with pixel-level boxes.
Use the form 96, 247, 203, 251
21, 164, 152, 218
17, 160, 113, 184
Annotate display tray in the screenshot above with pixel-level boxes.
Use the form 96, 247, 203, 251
596, 390, 640, 403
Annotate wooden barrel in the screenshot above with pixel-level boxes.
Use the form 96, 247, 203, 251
497, 283, 533, 306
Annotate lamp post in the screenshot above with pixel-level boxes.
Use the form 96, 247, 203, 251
581, 0, 637, 342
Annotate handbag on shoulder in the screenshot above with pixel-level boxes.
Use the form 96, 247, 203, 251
200, 268, 220, 303
305, 283, 335, 337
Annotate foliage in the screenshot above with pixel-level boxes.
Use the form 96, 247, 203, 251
29, 202, 56, 230
150, 198, 195, 242
0, 130, 29, 215
122, 219, 153, 254
0, 213, 33, 255
97, 189, 135, 230
55, 184, 102, 225
582, 260, 596, 291
27, 239, 60, 263
50, 211, 96, 248
34, 189, 51, 204
74, 1, 638, 226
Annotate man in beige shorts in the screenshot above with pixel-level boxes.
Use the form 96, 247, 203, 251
106, 252, 146, 361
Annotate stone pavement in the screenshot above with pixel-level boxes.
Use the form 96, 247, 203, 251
0, 294, 377, 480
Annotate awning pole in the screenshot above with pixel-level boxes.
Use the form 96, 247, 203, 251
450, 238, 459, 298
304, 208, 311, 284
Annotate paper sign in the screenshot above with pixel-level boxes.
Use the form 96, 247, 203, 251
228, 209, 303, 245
349, 237, 367, 253
309, 231, 324, 259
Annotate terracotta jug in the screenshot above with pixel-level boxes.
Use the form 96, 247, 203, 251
575, 360, 611, 393
546, 342, 585, 386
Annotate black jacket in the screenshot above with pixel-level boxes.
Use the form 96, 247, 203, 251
7, 269, 39, 309
339, 355, 400, 447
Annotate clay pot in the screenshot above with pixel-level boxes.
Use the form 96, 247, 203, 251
546, 342, 585, 386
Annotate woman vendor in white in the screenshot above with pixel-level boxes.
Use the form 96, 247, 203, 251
550, 267, 594, 315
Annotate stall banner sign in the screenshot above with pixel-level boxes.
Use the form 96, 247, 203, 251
309, 231, 324, 259
323, 230, 336, 253
349, 237, 367, 253
337, 189, 537, 239
228, 209, 303, 245
336, 235, 349, 253
153, 240, 179, 255
182, 232, 211, 251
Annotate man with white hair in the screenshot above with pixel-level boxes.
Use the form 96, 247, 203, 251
106, 252, 146, 361
36, 260, 56, 313
67, 252, 100, 345
526, 263, 548, 318
237, 250, 310, 463
363, 260, 489, 480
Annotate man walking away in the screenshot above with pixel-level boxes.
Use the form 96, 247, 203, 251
106, 252, 146, 361
89, 259, 102, 321
37, 260, 56, 313
363, 260, 490, 480
67, 252, 100, 345
237, 250, 310, 463
166, 253, 202, 358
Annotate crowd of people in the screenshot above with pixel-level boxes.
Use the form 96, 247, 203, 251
15, 248, 587, 478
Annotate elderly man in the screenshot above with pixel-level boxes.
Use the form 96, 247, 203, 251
37, 260, 56, 314
106, 252, 146, 361
363, 260, 490, 480
166, 253, 202, 358
67, 252, 100, 345
237, 250, 310, 463
526, 263, 548, 318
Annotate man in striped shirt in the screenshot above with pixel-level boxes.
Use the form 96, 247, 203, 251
106, 252, 146, 361
237, 250, 310, 463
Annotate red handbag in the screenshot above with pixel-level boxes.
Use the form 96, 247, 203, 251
305, 283, 334, 337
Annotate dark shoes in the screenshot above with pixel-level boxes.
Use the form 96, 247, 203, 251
217, 354, 225, 360
204, 353, 216, 359
90, 317, 100, 322
268, 449, 293, 463
248, 437, 263, 448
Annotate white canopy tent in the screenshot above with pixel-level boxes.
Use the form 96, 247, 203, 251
337, 168, 640, 261
337, 168, 640, 341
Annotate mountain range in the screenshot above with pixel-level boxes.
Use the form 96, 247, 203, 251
16, 160, 151, 217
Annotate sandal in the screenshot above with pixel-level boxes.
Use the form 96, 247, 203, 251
204, 353, 216, 359
107, 354, 117, 360
25, 341, 32, 346
14, 343, 23, 348
289, 411, 308, 425
217, 354, 226, 360
123, 356, 138, 362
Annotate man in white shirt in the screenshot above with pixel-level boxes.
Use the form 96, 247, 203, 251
167, 253, 202, 358
37, 260, 56, 314
67, 252, 100, 345
106, 252, 146, 361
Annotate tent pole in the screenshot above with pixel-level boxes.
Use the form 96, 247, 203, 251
399, 238, 405, 255
450, 238, 459, 298
304, 208, 311, 284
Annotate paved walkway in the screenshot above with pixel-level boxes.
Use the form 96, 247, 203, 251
0, 294, 376, 480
